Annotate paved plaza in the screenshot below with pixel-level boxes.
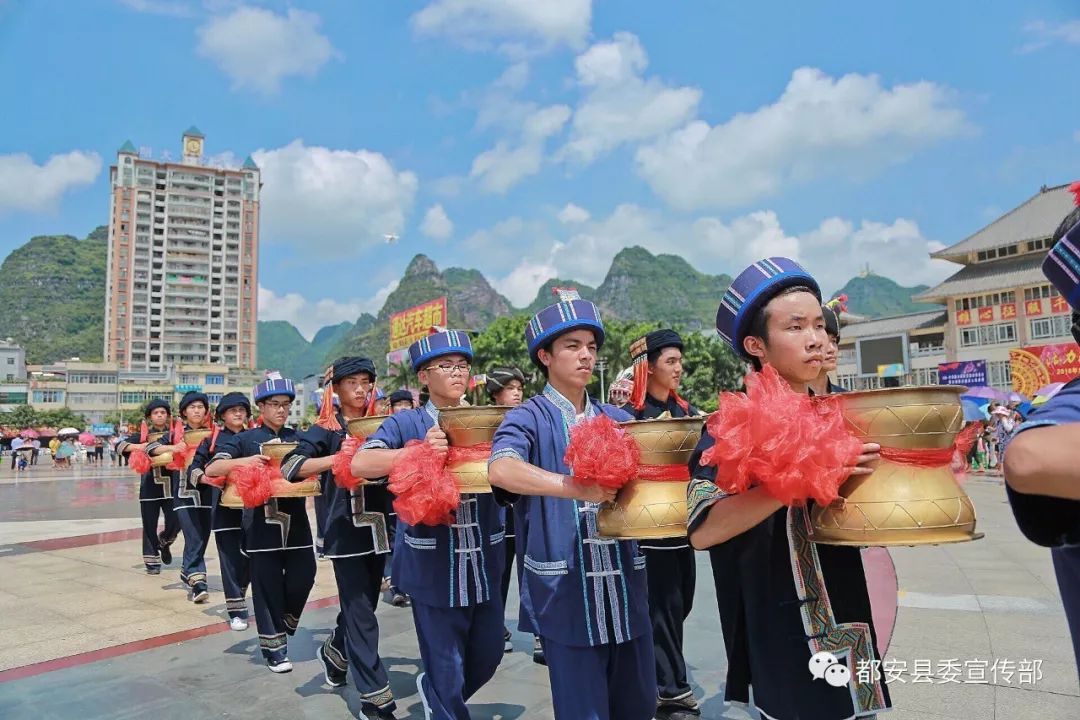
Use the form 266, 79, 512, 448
0, 462, 1076, 719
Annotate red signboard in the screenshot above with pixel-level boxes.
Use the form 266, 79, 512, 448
1000, 303, 1017, 320
1025, 299, 1044, 317
389, 297, 448, 352
956, 309, 972, 326
1051, 296, 1071, 314
1010, 342, 1080, 396
977, 306, 994, 323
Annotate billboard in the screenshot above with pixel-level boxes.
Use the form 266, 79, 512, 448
388, 297, 448, 352
857, 335, 907, 377
1010, 343, 1080, 397
938, 360, 988, 387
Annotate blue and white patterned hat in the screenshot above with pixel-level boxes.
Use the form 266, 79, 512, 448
716, 257, 821, 360
253, 371, 295, 402
1043, 208, 1080, 311
525, 288, 605, 366
408, 329, 473, 372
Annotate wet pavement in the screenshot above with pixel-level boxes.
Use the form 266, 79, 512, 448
0, 462, 1076, 719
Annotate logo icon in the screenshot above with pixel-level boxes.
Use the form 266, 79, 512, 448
808, 650, 851, 687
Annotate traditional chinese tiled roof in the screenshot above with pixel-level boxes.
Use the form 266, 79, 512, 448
913, 254, 1046, 302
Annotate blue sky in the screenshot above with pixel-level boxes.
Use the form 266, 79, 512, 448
1, 0, 1078, 338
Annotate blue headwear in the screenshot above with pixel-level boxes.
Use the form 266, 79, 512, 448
525, 288, 605, 366
716, 257, 821, 360
253, 371, 296, 403
408, 329, 473, 372
1043, 207, 1080, 311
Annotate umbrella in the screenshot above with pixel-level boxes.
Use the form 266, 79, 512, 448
1034, 382, 1065, 399
1032, 395, 1050, 407
961, 386, 1001, 401
57, 427, 80, 437
1007, 391, 1027, 403
961, 399, 989, 422
77, 432, 96, 445
10, 437, 24, 450
19, 428, 39, 439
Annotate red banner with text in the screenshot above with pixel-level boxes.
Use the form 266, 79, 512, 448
1010, 342, 1080, 397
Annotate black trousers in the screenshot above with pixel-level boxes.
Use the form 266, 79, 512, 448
215, 530, 250, 619
177, 507, 212, 587
250, 549, 317, 662
644, 544, 697, 708
325, 553, 395, 712
314, 493, 328, 553
140, 499, 180, 570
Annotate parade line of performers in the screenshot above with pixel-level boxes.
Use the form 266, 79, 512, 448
115, 235, 1080, 719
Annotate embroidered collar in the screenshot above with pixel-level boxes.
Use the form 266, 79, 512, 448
543, 383, 595, 429
424, 401, 440, 423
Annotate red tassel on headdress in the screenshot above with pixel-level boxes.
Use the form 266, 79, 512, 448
1070, 180, 1080, 206
563, 414, 640, 489
316, 366, 342, 431
230, 463, 274, 508
332, 435, 364, 491
365, 384, 379, 417
700, 365, 862, 506
139, 420, 148, 443
129, 449, 152, 474
389, 440, 460, 526
630, 360, 648, 411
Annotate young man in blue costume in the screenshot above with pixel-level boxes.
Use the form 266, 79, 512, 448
205, 373, 315, 673
149, 391, 213, 602
283, 357, 398, 719
188, 391, 253, 631
488, 290, 655, 720
117, 398, 180, 574
352, 330, 505, 720
1004, 200, 1080, 677
686, 258, 888, 720
622, 329, 701, 720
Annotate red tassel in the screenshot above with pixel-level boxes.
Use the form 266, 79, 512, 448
316, 368, 341, 431
389, 440, 460, 526
564, 414, 641, 489
1070, 180, 1080, 207
700, 365, 862, 506
629, 360, 648, 411
230, 463, 274, 508
139, 420, 148, 443
333, 436, 364, 491
671, 390, 690, 415
209, 424, 221, 452
130, 450, 152, 474
165, 419, 190, 471
365, 384, 379, 417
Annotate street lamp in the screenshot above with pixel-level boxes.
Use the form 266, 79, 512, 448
596, 358, 608, 401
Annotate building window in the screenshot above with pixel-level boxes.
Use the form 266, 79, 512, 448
120, 391, 147, 404
976, 245, 1019, 262
911, 368, 940, 386
32, 389, 64, 403
1030, 315, 1073, 341
205, 374, 225, 385
960, 321, 1017, 347
988, 360, 1012, 388
208, 393, 223, 404
1024, 284, 1058, 302
955, 291, 1017, 311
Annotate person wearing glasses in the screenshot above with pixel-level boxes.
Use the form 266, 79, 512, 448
352, 330, 506, 720
281, 357, 398, 719
205, 372, 315, 674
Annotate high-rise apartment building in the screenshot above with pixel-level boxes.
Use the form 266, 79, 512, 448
104, 127, 260, 371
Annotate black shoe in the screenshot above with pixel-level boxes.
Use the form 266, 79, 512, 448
655, 703, 701, 720
146, 566, 161, 575
362, 709, 397, 720
267, 657, 293, 673
191, 582, 209, 603
503, 626, 512, 653
390, 589, 409, 607
316, 645, 347, 688
532, 636, 546, 666
158, 537, 172, 565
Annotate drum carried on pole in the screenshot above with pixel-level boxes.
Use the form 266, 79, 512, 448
810, 386, 983, 547
597, 416, 703, 539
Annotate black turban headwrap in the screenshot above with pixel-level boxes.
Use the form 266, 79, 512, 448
215, 391, 251, 419
331, 356, 377, 383
486, 366, 525, 399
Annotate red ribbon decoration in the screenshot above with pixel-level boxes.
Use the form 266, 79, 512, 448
447, 442, 493, 465
636, 463, 691, 482
877, 423, 980, 469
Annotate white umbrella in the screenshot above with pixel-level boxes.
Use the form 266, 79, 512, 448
57, 427, 80, 436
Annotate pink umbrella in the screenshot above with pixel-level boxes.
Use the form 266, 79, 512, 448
78, 432, 96, 445
19, 428, 39, 439
1034, 382, 1065, 399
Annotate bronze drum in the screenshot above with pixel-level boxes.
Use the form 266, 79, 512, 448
220, 440, 320, 508
181, 428, 212, 469
810, 386, 983, 547
438, 406, 510, 494
145, 431, 172, 470
347, 415, 389, 440
597, 417, 703, 539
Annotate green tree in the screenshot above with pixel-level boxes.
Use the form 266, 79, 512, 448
0, 405, 38, 429
679, 331, 746, 412
470, 315, 543, 395
38, 408, 88, 429
104, 408, 144, 428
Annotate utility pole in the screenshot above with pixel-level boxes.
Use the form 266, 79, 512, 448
596, 358, 608, 401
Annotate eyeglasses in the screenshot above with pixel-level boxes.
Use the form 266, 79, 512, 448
428, 363, 471, 375
262, 401, 292, 410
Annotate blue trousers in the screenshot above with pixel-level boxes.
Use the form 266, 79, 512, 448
324, 553, 395, 713
543, 633, 656, 720
214, 529, 250, 619
250, 549, 316, 662
177, 507, 211, 587
412, 598, 504, 720
1053, 545, 1080, 681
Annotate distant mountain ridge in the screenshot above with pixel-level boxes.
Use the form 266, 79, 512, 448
831, 273, 930, 318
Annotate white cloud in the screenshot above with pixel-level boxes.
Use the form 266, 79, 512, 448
253, 140, 418, 255
470, 104, 571, 192
196, 7, 339, 95
1019, 20, 1080, 53
411, 0, 591, 55
420, 203, 454, 240
559, 32, 701, 164
0, 151, 101, 214
635, 67, 970, 211
119, 0, 193, 17
258, 280, 398, 341
557, 202, 590, 224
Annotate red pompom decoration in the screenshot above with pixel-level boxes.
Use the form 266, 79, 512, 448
700, 365, 862, 506
389, 440, 460, 526
333, 435, 364, 491
230, 463, 275, 508
563, 414, 641, 489
129, 450, 152, 475
166, 441, 192, 472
